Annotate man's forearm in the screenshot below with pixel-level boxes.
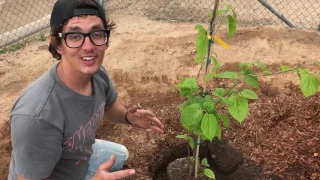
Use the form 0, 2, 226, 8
104, 99, 130, 124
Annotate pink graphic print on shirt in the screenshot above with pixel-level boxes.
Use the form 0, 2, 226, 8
62, 103, 105, 153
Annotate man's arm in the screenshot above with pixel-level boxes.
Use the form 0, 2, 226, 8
17, 176, 30, 180
104, 99, 129, 124
11, 115, 62, 179
17, 176, 52, 180
104, 99, 165, 133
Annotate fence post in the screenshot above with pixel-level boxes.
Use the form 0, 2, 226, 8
258, 0, 298, 29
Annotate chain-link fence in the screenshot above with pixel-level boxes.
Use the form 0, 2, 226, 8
0, 0, 55, 47
107, 0, 320, 29
0, 0, 319, 48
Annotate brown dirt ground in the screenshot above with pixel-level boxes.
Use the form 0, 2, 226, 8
0, 15, 319, 179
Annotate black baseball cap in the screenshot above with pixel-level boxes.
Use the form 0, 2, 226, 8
50, 0, 107, 29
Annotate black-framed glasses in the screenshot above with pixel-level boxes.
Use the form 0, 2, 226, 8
58, 29, 110, 48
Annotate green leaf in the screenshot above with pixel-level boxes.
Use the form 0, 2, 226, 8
212, 88, 226, 97
179, 89, 192, 97
300, 73, 319, 97
179, 101, 191, 111
201, 113, 218, 142
263, 70, 272, 75
217, 8, 228, 15
281, 65, 291, 71
220, 96, 229, 104
176, 134, 195, 149
193, 126, 203, 136
195, 56, 203, 63
240, 89, 259, 99
215, 72, 238, 79
182, 104, 204, 130
195, 24, 208, 56
228, 95, 249, 123
205, 73, 215, 81
227, 15, 236, 37
203, 168, 215, 179
201, 158, 210, 167
245, 75, 259, 89
178, 78, 198, 89
239, 62, 253, 69
206, 62, 223, 81
212, 56, 218, 65
189, 96, 206, 105
188, 138, 195, 150
240, 68, 259, 88
257, 61, 267, 71
220, 114, 230, 128
231, 9, 237, 20
203, 102, 216, 113
205, 95, 213, 102
176, 134, 190, 140
211, 62, 222, 74
216, 123, 222, 140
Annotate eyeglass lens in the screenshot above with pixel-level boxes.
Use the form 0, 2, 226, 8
66, 31, 108, 48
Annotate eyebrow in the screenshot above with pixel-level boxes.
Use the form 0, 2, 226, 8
67, 25, 105, 32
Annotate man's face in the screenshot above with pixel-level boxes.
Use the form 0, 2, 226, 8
57, 15, 107, 75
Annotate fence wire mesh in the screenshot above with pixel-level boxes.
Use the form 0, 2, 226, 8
0, 0, 319, 48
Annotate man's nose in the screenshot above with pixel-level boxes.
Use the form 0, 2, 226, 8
81, 36, 95, 50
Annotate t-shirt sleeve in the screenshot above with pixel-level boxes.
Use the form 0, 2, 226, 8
11, 114, 62, 179
100, 66, 118, 106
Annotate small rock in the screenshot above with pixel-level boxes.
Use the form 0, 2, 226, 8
168, 50, 177, 55
151, 139, 156, 144
127, 126, 133, 132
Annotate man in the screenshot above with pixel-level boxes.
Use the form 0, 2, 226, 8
9, 0, 164, 179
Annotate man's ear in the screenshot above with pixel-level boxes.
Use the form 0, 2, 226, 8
56, 45, 63, 55
50, 36, 63, 54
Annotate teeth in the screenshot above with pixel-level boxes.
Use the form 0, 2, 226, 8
82, 57, 94, 61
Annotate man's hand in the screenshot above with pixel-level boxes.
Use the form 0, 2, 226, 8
92, 155, 135, 180
126, 106, 165, 133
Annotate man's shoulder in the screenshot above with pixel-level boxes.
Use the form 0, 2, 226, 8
11, 68, 56, 117
94, 66, 111, 83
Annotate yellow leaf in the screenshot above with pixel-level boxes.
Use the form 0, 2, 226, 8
213, 36, 230, 49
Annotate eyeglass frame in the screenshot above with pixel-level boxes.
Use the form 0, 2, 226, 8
58, 29, 110, 48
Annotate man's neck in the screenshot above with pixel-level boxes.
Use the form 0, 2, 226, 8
57, 61, 93, 96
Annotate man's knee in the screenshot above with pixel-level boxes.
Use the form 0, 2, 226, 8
118, 144, 129, 162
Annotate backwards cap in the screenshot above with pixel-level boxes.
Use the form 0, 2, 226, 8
50, 0, 106, 29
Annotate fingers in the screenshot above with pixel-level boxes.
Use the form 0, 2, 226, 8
148, 116, 164, 129
127, 106, 138, 114
109, 169, 136, 179
99, 155, 116, 171
149, 125, 164, 134
96, 155, 136, 180
139, 110, 156, 117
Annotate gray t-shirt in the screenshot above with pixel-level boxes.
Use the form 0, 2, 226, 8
9, 63, 118, 180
